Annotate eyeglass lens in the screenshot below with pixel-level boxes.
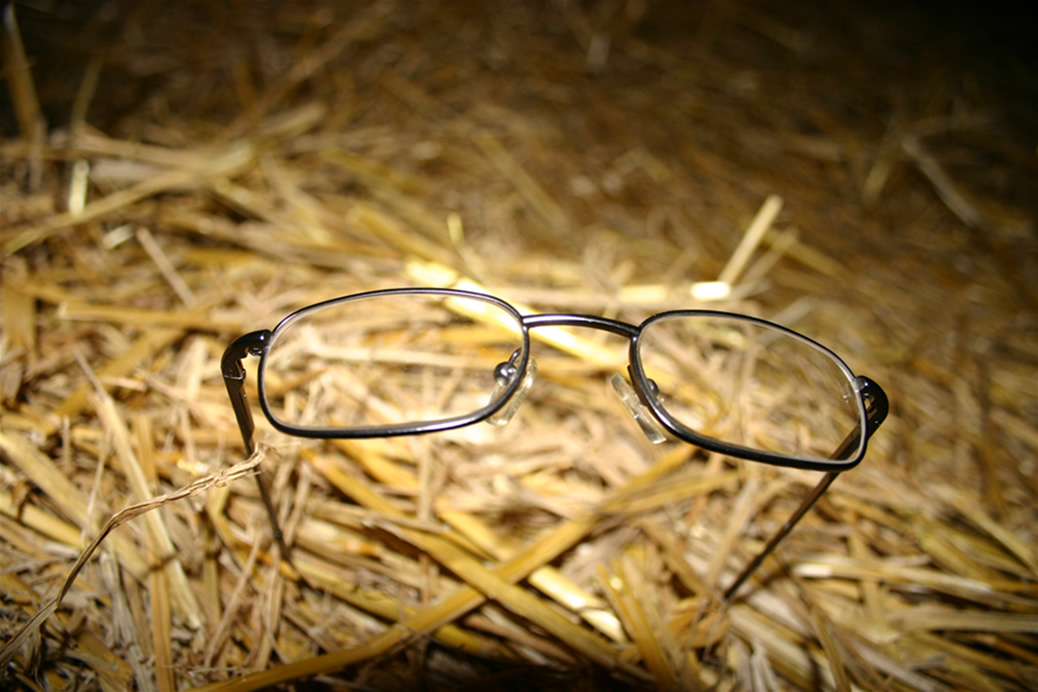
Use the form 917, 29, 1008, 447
637, 314, 863, 461
259, 292, 525, 432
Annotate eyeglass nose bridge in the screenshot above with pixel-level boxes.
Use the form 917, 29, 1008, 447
491, 314, 654, 434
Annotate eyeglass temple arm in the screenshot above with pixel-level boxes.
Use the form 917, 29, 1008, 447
722, 376, 889, 601
221, 331, 268, 456
221, 330, 290, 558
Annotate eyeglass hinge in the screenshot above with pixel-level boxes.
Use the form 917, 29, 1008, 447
221, 330, 270, 379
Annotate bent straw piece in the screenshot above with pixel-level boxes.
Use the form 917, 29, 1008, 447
67, 128, 199, 168
932, 524, 1035, 580
309, 498, 453, 537
464, 609, 576, 662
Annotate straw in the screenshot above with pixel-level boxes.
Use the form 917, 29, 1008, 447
0, 1, 44, 188
2, 1, 1035, 689
716, 194, 784, 288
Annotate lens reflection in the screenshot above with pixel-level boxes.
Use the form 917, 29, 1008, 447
637, 314, 862, 460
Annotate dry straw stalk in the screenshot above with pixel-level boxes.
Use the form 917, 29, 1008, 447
1, 1, 1035, 690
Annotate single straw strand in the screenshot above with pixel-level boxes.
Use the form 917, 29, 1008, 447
716, 195, 784, 287
136, 227, 197, 306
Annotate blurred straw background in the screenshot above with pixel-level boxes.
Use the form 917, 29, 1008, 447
1, 0, 1036, 689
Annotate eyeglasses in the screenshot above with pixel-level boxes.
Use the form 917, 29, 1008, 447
222, 288, 888, 599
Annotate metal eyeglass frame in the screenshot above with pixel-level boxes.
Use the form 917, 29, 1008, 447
222, 287, 888, 600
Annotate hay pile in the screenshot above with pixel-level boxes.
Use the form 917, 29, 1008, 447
2, 1, 1036, 690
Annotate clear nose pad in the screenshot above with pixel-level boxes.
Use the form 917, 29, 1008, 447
487, 351, 537, 426
610, 372, 668, 444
